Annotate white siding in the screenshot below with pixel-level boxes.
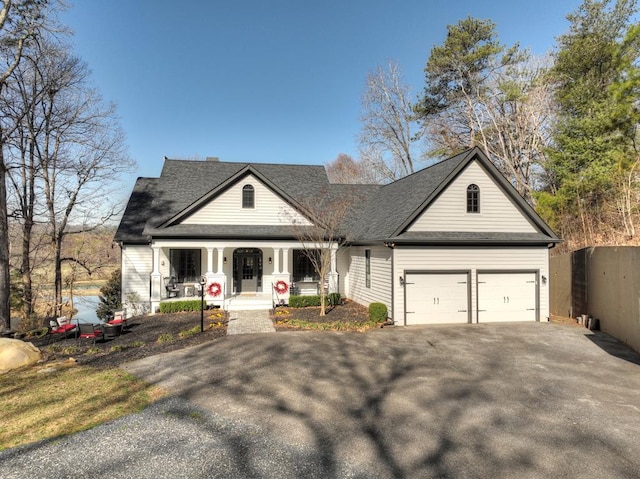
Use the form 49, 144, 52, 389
121, 245, 152, 303
348, 246, 392, 314
181, 174, 310, 226
408, 161, 537, 233
393, 246, 549, 324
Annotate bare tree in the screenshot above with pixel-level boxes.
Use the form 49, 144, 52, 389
3, 38, 57, 319
4, 39, 133, 317
476, 60, 555, 204
421, 55, 554, 204
0, 0, 61, 330
288, 187, 360, 316
358, 60, 421, 183
325, 153, 375, 184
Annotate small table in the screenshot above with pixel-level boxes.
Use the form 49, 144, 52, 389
102, 323, 122, 339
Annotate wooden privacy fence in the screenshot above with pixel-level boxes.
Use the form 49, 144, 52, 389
550, 246, 640, 353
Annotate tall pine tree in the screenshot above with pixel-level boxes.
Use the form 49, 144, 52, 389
539, 0, 640, 245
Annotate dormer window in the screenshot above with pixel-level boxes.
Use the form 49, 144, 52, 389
242, 184, 255, 208
466, 184, 479, 213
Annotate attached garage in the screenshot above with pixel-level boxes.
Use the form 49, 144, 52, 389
404, 271, 471, 325
477, 271, 538, 322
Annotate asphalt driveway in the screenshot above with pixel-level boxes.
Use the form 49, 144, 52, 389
2, 322, 639, 478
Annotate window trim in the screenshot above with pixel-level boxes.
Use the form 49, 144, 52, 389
242, 184, 255, 209
466, 184, 480, 213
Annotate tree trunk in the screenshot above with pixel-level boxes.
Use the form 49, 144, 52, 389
54, 235, 63, 317
0, 144, 11, 330
21, 218, 33, 318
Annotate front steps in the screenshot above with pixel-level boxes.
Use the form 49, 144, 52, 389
224, 294, 274, 311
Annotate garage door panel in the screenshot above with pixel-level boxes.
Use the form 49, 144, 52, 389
478, 273, 537, 322
406, 273, 469, 325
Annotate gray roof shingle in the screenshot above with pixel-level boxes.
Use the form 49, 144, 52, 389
114, 148, 560, 246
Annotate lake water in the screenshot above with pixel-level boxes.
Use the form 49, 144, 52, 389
68, 295, 101, 323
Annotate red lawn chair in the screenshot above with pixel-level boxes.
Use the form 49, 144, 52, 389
48, 316, 77, 343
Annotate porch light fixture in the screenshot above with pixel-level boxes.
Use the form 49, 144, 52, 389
223, 257, 227, 264
199, 275, 207, 332
268, 257, 272, 264
399, 276, 404, 286
542, 275, 547, 284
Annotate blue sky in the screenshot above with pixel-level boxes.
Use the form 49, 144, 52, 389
60, 0, 583, 191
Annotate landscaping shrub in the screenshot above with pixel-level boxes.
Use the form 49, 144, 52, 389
159, 300, 202, 313
328, 293, 341, 306
368, 302, 388, 323
288, 295, 330, 308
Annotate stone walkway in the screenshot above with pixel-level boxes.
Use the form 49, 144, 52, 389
226, 309, 275, 335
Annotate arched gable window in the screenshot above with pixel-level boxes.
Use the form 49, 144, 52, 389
466, 184, 479, 213
242, 184, 255, 208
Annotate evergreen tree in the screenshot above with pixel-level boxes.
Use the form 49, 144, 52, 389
539, 0, 640, 243
96, 269, 121, 321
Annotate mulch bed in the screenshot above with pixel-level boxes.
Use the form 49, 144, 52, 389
22, 301, 371, 368
29, 312, 227, 369
271, 299, 371, 330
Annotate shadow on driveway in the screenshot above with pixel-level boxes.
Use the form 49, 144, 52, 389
2, 322, 639, 478
120, 322, 640, 478
584, 330, 640, 366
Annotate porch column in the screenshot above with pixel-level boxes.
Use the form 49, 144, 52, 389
151, 246, 160, 274
216, 247, 224, 274
282, 248, 289, 274
273, 248, 280, 274
330, 247, 337, 273
206, 247, 214, 275
150, 246, 162, 306
328, 244, 339, 294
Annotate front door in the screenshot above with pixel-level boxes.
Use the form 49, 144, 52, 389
233, 248, 263, 293
241, 255, 257, 292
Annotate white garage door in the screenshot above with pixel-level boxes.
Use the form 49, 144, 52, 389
477, 272, 537, 322
405, 272, 469, 325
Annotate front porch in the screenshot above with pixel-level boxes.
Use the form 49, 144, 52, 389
161, 291, 276, 311
149, 240, 339, 312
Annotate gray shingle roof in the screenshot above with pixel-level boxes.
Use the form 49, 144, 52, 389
347, 150, 470, 241
387, 231, 557, 245
114, 148, 560, 245
142, 224, 317, 239
114, 178, 158, 243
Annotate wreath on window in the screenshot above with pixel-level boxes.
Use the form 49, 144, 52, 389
207, 282, 222, 297
274, 280, 289, 295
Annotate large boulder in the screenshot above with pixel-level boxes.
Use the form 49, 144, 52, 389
0, 338, 42, 374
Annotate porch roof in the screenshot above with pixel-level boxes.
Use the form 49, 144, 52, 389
384, 231, 561, 246
143, 224, 317, 239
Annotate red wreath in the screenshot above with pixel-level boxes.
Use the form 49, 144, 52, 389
274, 280, 289, 295
206, 281, 222, 297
